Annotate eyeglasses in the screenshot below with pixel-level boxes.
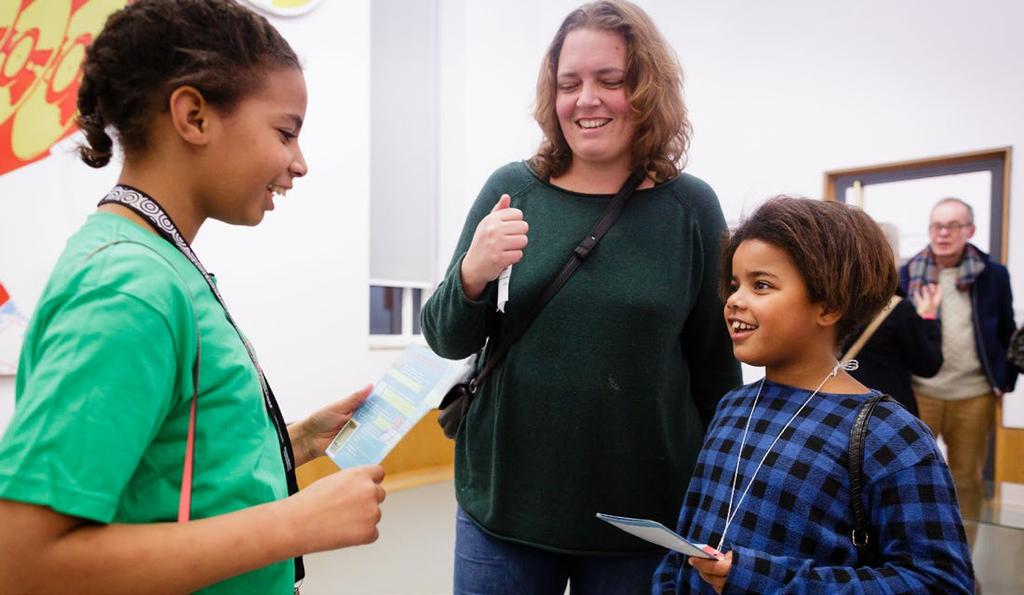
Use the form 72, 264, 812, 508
929, 221, 972, 233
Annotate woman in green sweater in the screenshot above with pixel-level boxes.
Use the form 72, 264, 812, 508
420, 1, 740, 593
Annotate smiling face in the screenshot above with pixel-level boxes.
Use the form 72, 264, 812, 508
201, 67, 308, 226
555, 28, 636, 174
724, 239, 837, 373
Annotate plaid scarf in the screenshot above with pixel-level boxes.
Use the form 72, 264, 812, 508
906, 242, 986, 297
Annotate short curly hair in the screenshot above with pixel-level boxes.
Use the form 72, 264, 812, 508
720, 197, 898, 346
76, 0, 299, 168
528, 0, 689, 183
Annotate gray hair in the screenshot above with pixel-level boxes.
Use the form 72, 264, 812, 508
931, 197, 974, 224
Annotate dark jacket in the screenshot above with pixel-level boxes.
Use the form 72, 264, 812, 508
843, 292, 942, 415
899, 249, 1017, 393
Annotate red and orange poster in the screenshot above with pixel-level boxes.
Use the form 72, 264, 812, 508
0, 0, 127, 177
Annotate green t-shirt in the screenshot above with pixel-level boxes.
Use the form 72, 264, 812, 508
0, 213, 292, 593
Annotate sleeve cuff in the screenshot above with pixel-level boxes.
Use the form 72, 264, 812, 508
452, 252, 493, 308
722, 545, 781, 595
0, 471, 118, 524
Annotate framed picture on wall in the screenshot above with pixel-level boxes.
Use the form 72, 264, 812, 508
823, 147, 1010, 264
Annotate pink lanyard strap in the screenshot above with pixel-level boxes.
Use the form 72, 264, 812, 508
177, 393, 198, 522
177, 316, 201, 522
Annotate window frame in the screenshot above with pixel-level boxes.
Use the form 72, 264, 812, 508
368, 279, 432, 350
823, 147, 1011, 262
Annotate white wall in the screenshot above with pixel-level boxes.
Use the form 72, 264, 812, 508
438, 0, 1024, 282
0, 118, 120, 430
4, 0, 1024, 433
436, 0, 1024, 420
0, 0, 384, 430
199, 0, 388, 422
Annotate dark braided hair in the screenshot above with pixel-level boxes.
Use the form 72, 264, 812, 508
76, 0, 299, 168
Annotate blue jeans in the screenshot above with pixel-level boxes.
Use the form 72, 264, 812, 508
454, 507, 662, 595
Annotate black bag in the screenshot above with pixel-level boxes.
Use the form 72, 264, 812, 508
436, 170, 646, 439
437, 382, 474, 439
848, 393, 894, 565
1008, 325, 1024, 372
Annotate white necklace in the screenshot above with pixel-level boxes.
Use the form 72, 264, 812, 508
716, 360, 858, 551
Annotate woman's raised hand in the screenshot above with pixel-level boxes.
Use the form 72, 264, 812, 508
460, 194, 529, 300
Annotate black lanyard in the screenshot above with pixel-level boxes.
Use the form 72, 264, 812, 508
98, 185, 304, 582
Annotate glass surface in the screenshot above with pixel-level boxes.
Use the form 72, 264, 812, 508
961, 482, 1024, 593
968, 482, 1024, 531
962, 518, 1024, 594
369, 286, 403, 335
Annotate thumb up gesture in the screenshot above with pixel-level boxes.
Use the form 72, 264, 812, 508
460, 194, 529, 300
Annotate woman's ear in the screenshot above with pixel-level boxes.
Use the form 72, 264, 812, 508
168, 86, 211, 145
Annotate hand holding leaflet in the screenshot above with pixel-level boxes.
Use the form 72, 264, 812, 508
596, 513, 723, 560
325, 345, 474, 468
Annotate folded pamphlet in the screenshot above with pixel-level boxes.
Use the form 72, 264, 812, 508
325, 344, 475, 468
596, 513, 722, 560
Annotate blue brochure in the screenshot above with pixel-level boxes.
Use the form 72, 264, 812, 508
326, 344, 474, 468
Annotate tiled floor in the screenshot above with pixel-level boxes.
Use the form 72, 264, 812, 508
300, 481, 456, 595
301, 480, 1024, 594
976, 482, 1024, 529
967, 482, 1024, 594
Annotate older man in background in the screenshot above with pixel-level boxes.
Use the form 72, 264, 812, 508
901, 197, 1017, 524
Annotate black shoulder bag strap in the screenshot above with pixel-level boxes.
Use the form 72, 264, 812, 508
848, 393, 895, 566
98, 185, 306, 583
464, 169, 646, 396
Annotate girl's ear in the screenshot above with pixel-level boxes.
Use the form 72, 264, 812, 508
816, 304, 842, 328
168, 86, 211, 145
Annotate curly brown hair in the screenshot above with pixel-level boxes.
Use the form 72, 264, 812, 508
528, 0, 690, 183
76, 0, 299, 168
720, 197, 899, 346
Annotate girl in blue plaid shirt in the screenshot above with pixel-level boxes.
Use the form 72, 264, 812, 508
655, 197, 973, 594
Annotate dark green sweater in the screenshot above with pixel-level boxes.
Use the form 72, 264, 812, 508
421, 162, 741, 554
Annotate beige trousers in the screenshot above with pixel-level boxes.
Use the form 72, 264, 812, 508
915, 391, 995, 523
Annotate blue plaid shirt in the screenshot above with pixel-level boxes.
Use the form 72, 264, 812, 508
654, 380, 973, 594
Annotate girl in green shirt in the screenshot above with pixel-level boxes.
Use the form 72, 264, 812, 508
0, 1, 384, 593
